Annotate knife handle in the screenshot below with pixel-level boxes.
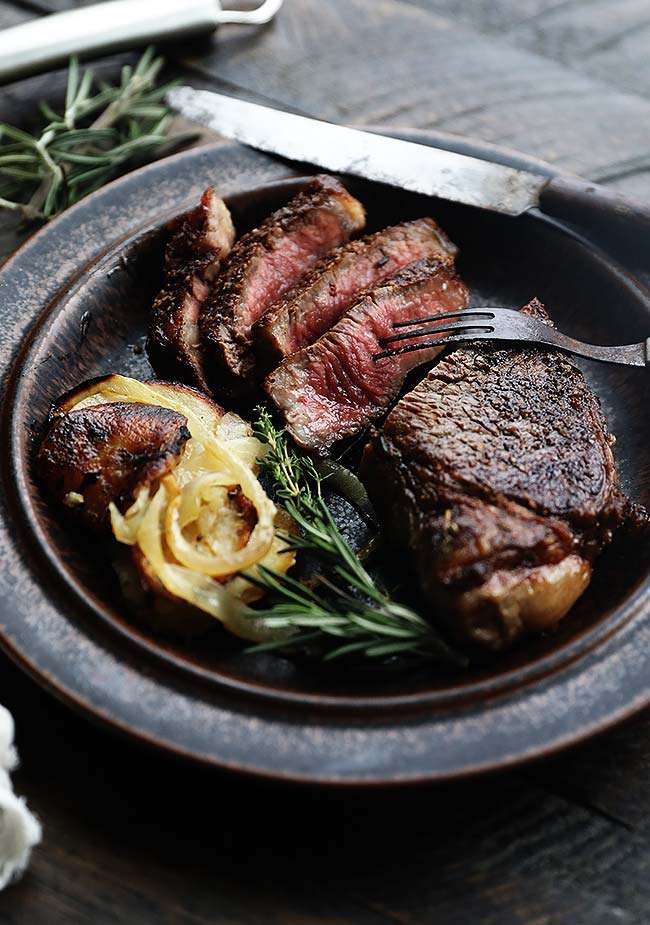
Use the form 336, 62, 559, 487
538, 174, 650, 268
0, 0, 221, 85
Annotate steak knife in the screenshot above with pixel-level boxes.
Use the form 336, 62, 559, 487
168, 87, 650, 265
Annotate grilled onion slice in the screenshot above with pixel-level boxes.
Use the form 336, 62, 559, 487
62, 375, 293, 639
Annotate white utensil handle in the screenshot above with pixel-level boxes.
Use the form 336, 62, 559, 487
0, 0, 220, 84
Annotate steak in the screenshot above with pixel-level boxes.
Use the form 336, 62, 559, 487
360, 300, 645, 650
254, 217, 457, 366
147, 188, 235, 391
265, 257, 469, 454
201, 175, 366, 397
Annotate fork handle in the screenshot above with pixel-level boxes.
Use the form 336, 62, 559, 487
538, 174, 650, 269
546, 332, 650, 367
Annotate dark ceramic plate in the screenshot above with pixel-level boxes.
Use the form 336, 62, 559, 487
1, 132, 649, 784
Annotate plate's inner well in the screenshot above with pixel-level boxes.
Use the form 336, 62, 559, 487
16, 177, 650, 710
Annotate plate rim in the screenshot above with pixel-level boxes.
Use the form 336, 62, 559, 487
1, 130, 649, 784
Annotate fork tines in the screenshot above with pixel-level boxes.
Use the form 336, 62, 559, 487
374, 309, 496, 361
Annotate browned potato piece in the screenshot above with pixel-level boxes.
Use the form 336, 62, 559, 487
38, 402, 190, 530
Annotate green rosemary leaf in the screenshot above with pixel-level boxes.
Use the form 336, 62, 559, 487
39, 102, 60, 124
0, 153, 40, 166
65, 56, 80, 112
0, 124, 37, 145
0, 48, 196, 222
77, 69, 94, 109
0, 167, 42, 182
43, 178, 62, 218
125, 104, 169, 120
249, 409, 467, 667
362, 640, 429, 658
320, 640, 377, 660
0, 142, 30, 156
48, 151, 112, 166
48, 128, 120, 148
66, 166, 114, 188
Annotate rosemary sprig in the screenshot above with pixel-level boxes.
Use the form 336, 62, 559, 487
0, 48, 195, 221
248, 409, 465, 666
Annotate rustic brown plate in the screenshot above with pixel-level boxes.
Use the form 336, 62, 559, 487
0, 132, 649, 784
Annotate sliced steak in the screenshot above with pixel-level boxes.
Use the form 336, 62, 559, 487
265, 257, 469, 454
38, 402, 190, 531
360, 299, 646, 650
254, 217, 457, 366
148, 188, 235, 391
201, 175, 366, 397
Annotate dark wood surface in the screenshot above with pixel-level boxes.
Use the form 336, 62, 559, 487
1, 1, 650, 921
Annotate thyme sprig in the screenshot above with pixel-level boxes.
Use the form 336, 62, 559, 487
0, 48, 195, 221
248, 409, 465, 665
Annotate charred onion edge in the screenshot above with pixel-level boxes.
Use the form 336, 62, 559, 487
59, 375, 290, 641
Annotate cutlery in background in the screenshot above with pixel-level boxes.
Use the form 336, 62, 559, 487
0, 0, 283, 84
168, 87, 650, 266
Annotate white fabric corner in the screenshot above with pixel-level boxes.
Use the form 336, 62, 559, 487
0, 705, 41, 890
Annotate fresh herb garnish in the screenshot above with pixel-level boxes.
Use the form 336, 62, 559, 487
247, 409, 465, 665
0, 48, 194, 221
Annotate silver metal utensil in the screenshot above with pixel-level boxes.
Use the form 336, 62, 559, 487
0, 0, 283, 85
167, 87, 650, 264
374, 308, 650, 367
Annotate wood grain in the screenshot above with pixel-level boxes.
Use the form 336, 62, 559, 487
13, 0, 650, 200
400, 0, 566, 31
171, 0, 650, 186
0, 2, 30, 26
5, 651, 650, 925
408, 0, 650, 98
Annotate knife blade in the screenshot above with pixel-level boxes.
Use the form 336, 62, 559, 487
167, 87, 541, 216
167, 87, 650, 266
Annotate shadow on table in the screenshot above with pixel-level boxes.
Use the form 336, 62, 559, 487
4, 652, 649, 924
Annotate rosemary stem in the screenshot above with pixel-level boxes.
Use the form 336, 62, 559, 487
251, 409, 465, 666
29, 138, 64, 212
1, 49, 186, 220
90, 76, 145, 131
0, 197, 43, 220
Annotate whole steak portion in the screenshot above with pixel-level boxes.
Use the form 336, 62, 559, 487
147, 188, 235, 391
265, 257, 469, 454
201, 175, 365, 398
361, 300, 645, 651
254, 217, 457, 366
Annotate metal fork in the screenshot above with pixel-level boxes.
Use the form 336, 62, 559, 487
374, 309, 650, 367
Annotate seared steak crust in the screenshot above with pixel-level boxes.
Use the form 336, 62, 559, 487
201, 175, 365, 397
265, 257, 469, 454
254, 217, 457, 366
147, 188, 235, 390
361, 299, 643, 650
38, 402, 190, 530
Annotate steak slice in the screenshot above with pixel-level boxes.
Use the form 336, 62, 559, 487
147, 188, 235, 391
360, 300, 646, 650
265, 257, 469, 454
254, 217, 457, 366
201, 175, 366, 397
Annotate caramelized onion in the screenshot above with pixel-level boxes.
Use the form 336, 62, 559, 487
68, 375, 293, 639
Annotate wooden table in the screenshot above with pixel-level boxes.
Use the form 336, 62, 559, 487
2, 2, 650, 922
